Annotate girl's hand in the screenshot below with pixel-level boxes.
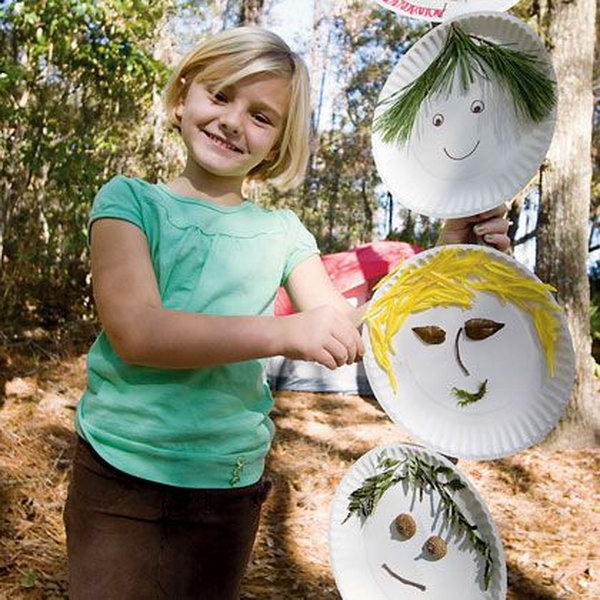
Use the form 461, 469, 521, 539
278, 305, 364, 370
436, 204, 511, 253
352, 303, 368, 326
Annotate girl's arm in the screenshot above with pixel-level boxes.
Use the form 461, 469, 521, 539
284, 254, 367, 321
283, 254, 366, 361
91, 218, 361, 370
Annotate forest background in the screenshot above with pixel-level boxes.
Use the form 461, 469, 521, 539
1, 0, 598, 443
0, 1, 598, 598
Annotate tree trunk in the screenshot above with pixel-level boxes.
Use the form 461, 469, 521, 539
535, 0, 599, 447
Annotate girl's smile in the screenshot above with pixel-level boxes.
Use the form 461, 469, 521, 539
202, 130, 244, 154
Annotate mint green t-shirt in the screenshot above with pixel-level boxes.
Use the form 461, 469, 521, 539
76, 176, 319, 488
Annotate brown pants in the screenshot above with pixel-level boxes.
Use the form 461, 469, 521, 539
63, 437, 271, 600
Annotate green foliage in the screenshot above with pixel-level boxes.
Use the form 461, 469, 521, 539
385, 209, 440, 248
590, 297, 600, 371
0, 0, 180, 327
20, 569, 38, 588
589, 264, 600, 358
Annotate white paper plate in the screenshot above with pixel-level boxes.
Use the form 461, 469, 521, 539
330, 443, 507, 600
362, 245, 575, 460
374, 0, 518, 23
371, 12, 557, 218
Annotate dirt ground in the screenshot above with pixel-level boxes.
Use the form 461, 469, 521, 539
0, 329, 598, 599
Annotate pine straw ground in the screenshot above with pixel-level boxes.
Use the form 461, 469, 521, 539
0, 329, 598, 600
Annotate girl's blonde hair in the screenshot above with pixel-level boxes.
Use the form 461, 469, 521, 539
163, 27, 311, 191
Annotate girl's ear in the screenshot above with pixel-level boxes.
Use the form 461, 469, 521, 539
174, 101, 184, 120
174, 77, 186, 121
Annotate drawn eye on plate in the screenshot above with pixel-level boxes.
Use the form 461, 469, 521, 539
470, 99, 485, 114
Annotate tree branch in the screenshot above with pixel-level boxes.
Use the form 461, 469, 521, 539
513, 229, 537, 246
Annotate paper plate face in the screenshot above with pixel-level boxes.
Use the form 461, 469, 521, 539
374, 0, 518, 23
371, 12, 556, 218
362, 245, 575, 460
330, 443, 507, 600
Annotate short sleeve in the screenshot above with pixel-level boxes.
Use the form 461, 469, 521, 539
88, 176, 145, 243
280, 209, 319, 283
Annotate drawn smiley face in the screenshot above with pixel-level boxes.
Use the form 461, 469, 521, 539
370, 14, 556, 219
410, 78, 519, 183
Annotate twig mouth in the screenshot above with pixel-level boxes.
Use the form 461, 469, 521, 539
443, 140, 480, 161
381, 564, 426, 591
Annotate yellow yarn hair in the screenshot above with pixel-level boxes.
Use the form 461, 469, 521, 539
365, 247, 561, 392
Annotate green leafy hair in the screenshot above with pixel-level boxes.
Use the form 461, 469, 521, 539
374, 23, 557, 145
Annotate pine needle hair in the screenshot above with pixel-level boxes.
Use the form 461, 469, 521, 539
163, 27, 311, 191
374, 23, 557, 145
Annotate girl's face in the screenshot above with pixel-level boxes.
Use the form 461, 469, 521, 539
176, 73, 290, 182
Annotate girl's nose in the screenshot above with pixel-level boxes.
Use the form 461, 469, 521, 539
219, 109, 242, 135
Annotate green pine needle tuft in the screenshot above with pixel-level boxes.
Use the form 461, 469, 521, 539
374, 23, 556, 145
453, 379, 488, 407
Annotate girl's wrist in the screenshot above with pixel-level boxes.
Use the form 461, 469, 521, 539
267, 315, 290, 357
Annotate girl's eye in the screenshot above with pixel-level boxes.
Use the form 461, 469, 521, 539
253, 113, 271, 125
432, 113, 444, 127
470, 99, 485, 114
212, 91, 228, 103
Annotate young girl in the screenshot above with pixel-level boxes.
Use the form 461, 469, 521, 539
63, 26, 510, 600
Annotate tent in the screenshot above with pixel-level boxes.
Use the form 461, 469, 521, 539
266, 241, 419, 395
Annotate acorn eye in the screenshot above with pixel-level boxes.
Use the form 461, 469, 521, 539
470, 99, 485, 114
394, 513, 416, 539
424, 536, 447, 560
432, 113, 444, 127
